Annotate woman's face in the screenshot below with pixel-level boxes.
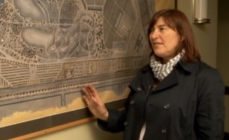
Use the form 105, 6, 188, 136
149, 17, 181, 62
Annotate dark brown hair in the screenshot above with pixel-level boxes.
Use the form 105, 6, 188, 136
148, 9, 201, 62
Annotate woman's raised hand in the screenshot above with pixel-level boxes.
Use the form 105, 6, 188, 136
82, 84, 109, 121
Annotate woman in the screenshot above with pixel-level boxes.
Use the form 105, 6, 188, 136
82, 9, 225, 140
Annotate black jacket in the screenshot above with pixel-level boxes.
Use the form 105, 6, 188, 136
98, 61, 225, 140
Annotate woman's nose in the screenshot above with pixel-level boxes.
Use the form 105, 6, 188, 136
150, 31, 159, 40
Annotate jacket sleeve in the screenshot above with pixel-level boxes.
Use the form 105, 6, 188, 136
195, 69, 225, 140
97, 89, 134, 133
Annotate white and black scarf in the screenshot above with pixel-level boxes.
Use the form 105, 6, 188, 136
150, 50, 185, 81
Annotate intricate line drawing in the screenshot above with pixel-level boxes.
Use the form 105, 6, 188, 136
0, 0, 154, 129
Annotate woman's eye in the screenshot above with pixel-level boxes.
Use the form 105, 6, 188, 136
159, 28, 165, 31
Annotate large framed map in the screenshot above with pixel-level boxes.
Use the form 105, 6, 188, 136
0, 0, 176, 139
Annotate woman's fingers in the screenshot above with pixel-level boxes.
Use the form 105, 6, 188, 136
82, 84, 100, 105
81, 84, 108, 121
82, 84, 103, 106
83, 84, 100, 100
87, 84, 99, 98
83, 84, 93, 97
82, 95, 89, 104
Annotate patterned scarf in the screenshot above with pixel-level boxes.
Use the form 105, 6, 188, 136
150, 50, 185, 81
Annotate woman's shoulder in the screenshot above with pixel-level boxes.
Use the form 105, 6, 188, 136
196, 61, 224, 87
197, 61, 221, 78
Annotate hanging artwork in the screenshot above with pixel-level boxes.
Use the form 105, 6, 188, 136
0, 0, 176, 139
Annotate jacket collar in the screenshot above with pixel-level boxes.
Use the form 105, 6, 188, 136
130, 61, 199, 93
129, 65, 179, 93
129, 65, 153, 92
177, 60, 199, 74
